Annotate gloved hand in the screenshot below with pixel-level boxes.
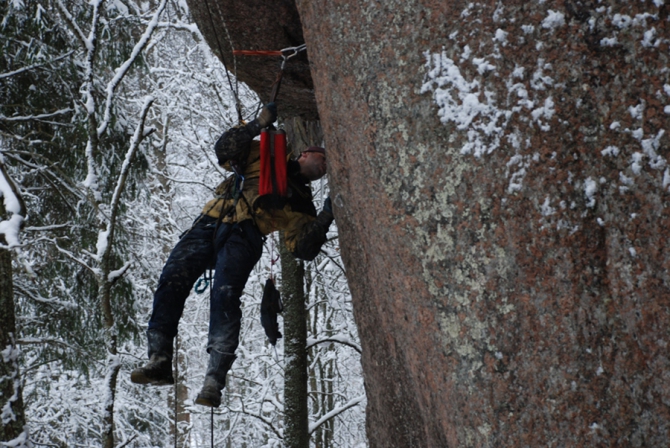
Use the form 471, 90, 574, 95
323, 196, 332, 215
257, 102, 277, 128
315, 196, 334, 230
260, 278, 283, 346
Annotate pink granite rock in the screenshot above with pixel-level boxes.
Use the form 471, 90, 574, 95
192, 0, 670, 446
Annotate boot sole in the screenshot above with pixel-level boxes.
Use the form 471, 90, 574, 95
195, 395, 220, 408
130, 370, 174, 386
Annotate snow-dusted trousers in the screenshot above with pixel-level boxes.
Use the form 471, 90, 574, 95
148, 215, 263, 356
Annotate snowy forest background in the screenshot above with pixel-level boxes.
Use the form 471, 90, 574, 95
0, 0, 366, 446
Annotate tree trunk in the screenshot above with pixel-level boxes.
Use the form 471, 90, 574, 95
102, 361, 121, 448
168, 335, 190, 447
101, 280, 119, 448
280, 236, 309, 448
0, 202, 26, 444
281, 117, 323, 447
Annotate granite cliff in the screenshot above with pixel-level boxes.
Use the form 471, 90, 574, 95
188, 1, 670, 446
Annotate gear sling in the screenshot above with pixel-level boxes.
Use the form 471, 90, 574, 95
259, 128, 288, 198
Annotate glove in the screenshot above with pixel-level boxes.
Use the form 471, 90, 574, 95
323, 196, 332, 215
260, 278, 283, 346
257, 102, 277, 128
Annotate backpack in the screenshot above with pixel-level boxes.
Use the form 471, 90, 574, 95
214, 124, 254, 170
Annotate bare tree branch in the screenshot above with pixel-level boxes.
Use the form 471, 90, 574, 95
227, 399, 284, 440
0, 51, 75, 80
0, 108, 74, 122
54, 0, 89, 49
97, 0, 168, 137
306, 336, 362, 355
308, 395, 365, 435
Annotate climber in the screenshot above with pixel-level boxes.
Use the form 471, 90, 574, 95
130, 103, 333, 408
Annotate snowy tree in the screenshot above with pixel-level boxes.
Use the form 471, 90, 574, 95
1, 0, 169, 445
0, 159, 28, 446
2, 0, 366, 445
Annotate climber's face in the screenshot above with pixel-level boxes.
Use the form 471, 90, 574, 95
298, 150, 327, 181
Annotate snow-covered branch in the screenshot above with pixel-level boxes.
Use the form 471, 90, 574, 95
98, 96, 154, 265
308, 395, 365, 435
0, 155, 26, 248
315, 248, 347, 275
108, 261, 132, 283
0, 51, 74, 80
54, 0, 89, 49
151, 20, 199, 34
53, 242, 97, 275
306, 335, 362, 354
96, 0, 167, 137
229, 401, 283, 439
108, 97, 155, 223
14, 284, 78, 310
0, 108, 74, 122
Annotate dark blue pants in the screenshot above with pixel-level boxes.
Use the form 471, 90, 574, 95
148, 216, 263, 356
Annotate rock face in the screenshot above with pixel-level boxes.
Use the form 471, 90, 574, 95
193, 1, 670, 446
186, 0, 318, 119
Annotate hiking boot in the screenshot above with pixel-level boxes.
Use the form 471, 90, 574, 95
130, 354, 174, 386
194, 349, 236, 407
195, 377, 223, 408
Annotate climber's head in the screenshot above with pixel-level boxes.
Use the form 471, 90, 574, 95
298, 146, 326, 181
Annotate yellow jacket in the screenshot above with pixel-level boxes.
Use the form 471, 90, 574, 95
202, 140, 331, 260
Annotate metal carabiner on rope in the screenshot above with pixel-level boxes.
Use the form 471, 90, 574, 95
232, 44, 307, 103
279, 44, 307, 70
270, 44, 307, 103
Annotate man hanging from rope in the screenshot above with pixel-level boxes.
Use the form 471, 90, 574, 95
130, 103, 333, 408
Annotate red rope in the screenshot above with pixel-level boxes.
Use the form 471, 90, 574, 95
233, 50, 283, 56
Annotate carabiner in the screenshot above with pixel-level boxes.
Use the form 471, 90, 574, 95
279, 44, 307, 69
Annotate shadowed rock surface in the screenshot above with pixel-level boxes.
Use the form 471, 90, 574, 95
186, 0, 317, 119
192, 1, 670, 446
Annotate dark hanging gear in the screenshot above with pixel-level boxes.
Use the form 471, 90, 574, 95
260, 278, 283, 345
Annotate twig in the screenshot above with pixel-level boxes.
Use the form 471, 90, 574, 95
306, 336, 362, 355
